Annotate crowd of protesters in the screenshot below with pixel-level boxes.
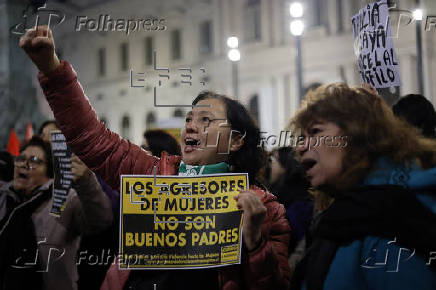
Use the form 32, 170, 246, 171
0, 25, 435, 290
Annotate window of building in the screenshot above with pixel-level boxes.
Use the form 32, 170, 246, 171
145, 37, 153, 66
173, 108, 184, 118
350, 0, 360, 16
336, 0, 344, 33
313, 0, 322, 27
279, 0, 288, 44
146, 112, 156, 130
199, 20, 213, 54
339, 65, 347, 83
121, 115, 130, 140
119, 89, 127, 97
244, 0, 262, 42
120, 42, 129, 71
387, 0, 397, 8
98, 48, 106, 76
171, 30, 182, 60
311, 0, 328, 31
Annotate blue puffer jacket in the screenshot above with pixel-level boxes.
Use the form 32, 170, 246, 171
320, 158, 436, 290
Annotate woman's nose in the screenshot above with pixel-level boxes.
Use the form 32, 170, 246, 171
185, 119, 199, 133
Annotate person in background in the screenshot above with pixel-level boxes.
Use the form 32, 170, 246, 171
0, 136, 113, 290
38, 120, 119, 290
142, 129, 182, 157
289, 83, 436, 290
39, 120, 59, 142
393, 94, 436, 138
0, 151, 14, 182
267, 147, 313, 255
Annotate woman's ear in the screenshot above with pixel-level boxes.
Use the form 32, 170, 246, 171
229, 130, 245, 152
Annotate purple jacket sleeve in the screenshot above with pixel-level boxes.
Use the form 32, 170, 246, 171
38, 61, 160, 191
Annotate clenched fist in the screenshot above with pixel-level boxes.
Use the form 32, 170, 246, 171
234, 190, 267, 251
19, 25, 60, 75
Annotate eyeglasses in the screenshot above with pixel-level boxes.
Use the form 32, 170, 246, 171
185, 115, 228, 128
14, 155, 46, 170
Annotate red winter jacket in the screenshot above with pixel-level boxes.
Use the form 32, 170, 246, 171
38, 61, 292, 290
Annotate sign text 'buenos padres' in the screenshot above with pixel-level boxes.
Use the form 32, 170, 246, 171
120, 173, 247, 269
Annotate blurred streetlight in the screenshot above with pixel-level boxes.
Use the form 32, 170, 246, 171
227, 37, 239, 49
413, 9, 423, 21
290, 19, 304, 36
228, 49, 241, 62
227, 36, 240, 99
289, 2, 304, 18
289, 2, 304, 104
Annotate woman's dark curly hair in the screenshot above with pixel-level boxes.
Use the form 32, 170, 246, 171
393, 94, 436, 138
143, 129, 181, 156
192, 91, 267, 186
0, 151, 14, 182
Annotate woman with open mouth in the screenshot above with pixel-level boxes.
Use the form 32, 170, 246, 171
19, 26, 291, 290
290, 84, 436, 290
0, 136, 112, 290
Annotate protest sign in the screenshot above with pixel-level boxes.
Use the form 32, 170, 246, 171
50, 131, 73, 216
119, 173, 247, 269
351, 0, 401, 88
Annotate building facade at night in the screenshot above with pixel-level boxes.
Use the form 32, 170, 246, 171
2, 0, 435, 146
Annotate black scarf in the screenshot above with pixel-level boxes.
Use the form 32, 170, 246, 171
291, 185, 436, 290
0, 185, 51, 290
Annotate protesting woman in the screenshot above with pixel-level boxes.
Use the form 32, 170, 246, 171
290, 84, 436, 290
19, 26, 291, 290
0, 136, 113, 290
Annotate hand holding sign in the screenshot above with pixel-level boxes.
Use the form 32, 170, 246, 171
19, 25, 60, 75
71, 154, 92, 184
234, 190, 266, 251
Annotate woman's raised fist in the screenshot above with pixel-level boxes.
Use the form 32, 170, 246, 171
19, 25, 61, 75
